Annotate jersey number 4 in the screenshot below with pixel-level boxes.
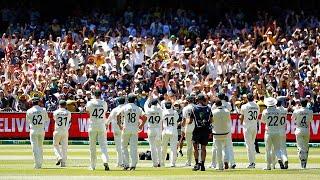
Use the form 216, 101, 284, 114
300, 116, 308, 128
267, 116, 285, 126
32, 115, 43, 125
92, 109, 104, 119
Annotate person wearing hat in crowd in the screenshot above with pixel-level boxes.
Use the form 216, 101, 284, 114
291, 98, 313, 169
85, 90, 110, 171
106, 96, 126, 167
117, 93, 146, 171
52, 99, 71, 167
189, 93, 212, 171
261, 97, 286, 170
160, 100, 179, 168
211, 99, 231, 170
180, 95, 196, 167
26, 97, 50, 169
145, 98, 163, 167
240, 93, 260, 168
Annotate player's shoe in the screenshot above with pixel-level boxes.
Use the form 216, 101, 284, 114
60, 162, 66, 167
224, 162, 229, 169
123, 166, 130, 171
301, 160, 307, 169
192, 164, 200, 171
129, 167, 136, 171
278, 160, 285, 169
231, 164, 236, 169
179, 150, 183, 157
284, 161, 288, 169
88, 167, 95, 171
263, 167, 271, 170
170, 164, 176, 168
185, 162, 191, 167
247, 163, 255, 168
56, 159, 62, 166
158, 164, 161, 167
104, 163, 110, 171
200, 164, 205, 171
208, 163, 216, 169
34, 165, 41, 169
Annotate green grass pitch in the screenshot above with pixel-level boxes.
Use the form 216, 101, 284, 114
0, 144, 319, 179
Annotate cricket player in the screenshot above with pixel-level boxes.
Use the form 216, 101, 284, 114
86, 90, 109, 171
26, 97, 50, 169
240, 93, 259, 168
53, 100, 71, 167
261, 97, 286, 170
212, 99, 231, 170
292, 98, 313, 168
161, 101, 179, 167
210, 93, 235, 169
117, 93, 145, 170
106, 96, 125, 167
181, 95, 195, 166
145, 99, 163, 167
190, 94, 212, 171
276, 101, 289, 169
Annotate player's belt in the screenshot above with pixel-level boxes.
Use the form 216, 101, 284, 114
212, 132, 229, 135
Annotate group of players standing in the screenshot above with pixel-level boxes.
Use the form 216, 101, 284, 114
26, 90, 313, 171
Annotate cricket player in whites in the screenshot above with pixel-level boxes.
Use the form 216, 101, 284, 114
53, 100, 71, 167
240, 93, 259, 168
182, 95, 195, 166
276, 101, 289, 169
145, 99, 163, 167
107, 96, 125, 167
26, 97, 50, 169
117, 93, 145, 170
292, 98, 313, 168
261, 97, 286, 170
161, 101, 179, 167
86, 90, 109, 171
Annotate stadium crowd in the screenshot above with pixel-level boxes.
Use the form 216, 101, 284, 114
0, 6, 320, 114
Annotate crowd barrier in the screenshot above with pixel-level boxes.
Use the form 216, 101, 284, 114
0, 113, 319, 142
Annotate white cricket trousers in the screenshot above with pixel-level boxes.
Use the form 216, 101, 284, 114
244, 127, 257, 164
88, 130, 109, 169
264, 133, 282, 168
30, 132, 45, 168
114, 130, 123, 166
53, 131, 68, 163
185, 132, 193, 164
295, 132, 310, 161
161, 132, 178, 166
280, 133, 288, 162
121, 131, 138, 167
213, 135, 227, 169
224, 133, 235, 164
148, 128, 162, 166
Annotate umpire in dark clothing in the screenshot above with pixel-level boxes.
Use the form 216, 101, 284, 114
189, 93, 212, 171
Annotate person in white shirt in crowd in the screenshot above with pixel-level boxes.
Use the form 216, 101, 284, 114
261, 97, 287, 170
132, 43, 145, 72
117, 93, 146, 171
26, 97, 50, 169
145, 99, 163, 167
85, 90, 109, 171
292, 98, 313, 169
52, 100, 71, 167
106, 96, 126, 167
240, 93, 260, 168
161, 101, 179, 167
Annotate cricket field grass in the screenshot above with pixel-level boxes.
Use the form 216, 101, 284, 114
0, 144, 319, 180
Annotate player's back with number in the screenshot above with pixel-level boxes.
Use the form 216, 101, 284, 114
53, 108, 71, 133
292, 108, 313, 134
120, 103, 144, 132
162, 109, 179, 134
241, 102, 259, 128
86, 99, 108, 131
261, 107, 285, 133
146, 107, 163, 129
26, 105, 50, 133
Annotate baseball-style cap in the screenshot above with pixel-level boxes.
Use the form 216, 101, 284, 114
197, 93, 206, 101
59, 100, 67, 106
